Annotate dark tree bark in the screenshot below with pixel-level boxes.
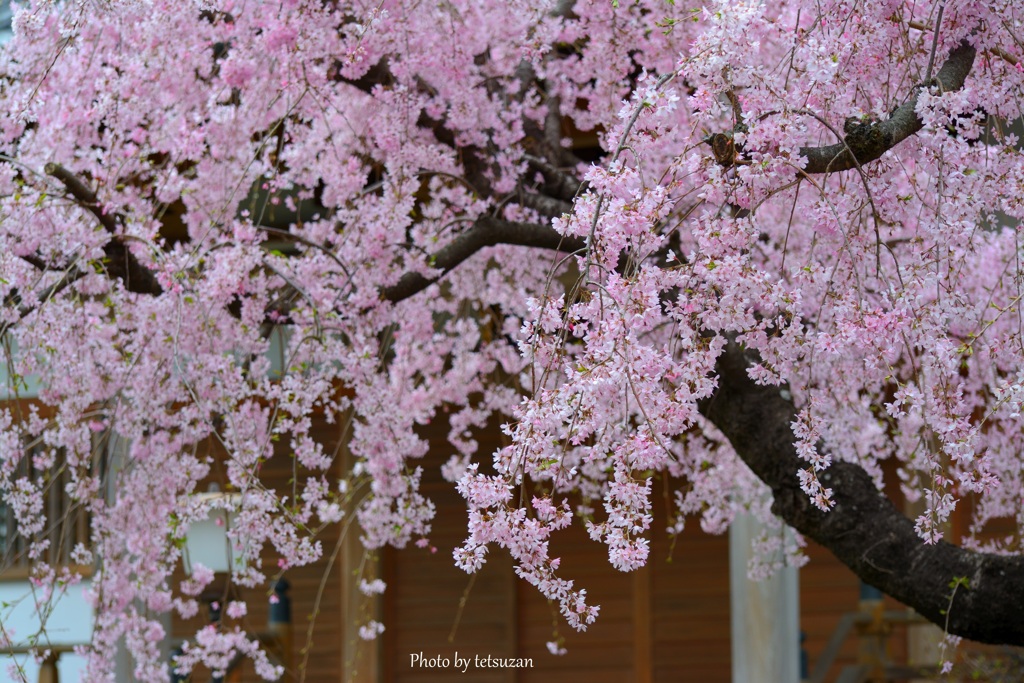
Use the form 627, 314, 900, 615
700, 341, 1024, 646
31, 31, 1023, 648
799, 39, 976, 174
45, 163, 164, 296
383, 217, 584, 303
380, 34, 1024, 647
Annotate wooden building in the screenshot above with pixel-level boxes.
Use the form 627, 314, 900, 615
169, 413, 924, 683
0, 369, 955, 683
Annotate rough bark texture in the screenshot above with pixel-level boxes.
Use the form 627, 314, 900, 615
700, 341, 1024, 646
383, 217, 585, 303
45, 162, 165, 296
799, 39, 976, 173
693, 35, 1024, 646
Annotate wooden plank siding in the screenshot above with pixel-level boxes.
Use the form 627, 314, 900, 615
515, 520, 636, 683
382, 422, 517, 683
382, 462, 906, 683
171, 417, 347, 683
649, 518, 731, 683
382, 424, 735, 683
172, 414, 920, 683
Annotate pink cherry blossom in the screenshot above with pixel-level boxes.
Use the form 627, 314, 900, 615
0, 0, 1022, 677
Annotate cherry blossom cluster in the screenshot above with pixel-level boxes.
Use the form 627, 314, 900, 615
0, 0, 1023, 678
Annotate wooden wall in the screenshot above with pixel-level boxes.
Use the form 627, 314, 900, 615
381, 462, 517, 683
170, 412, 922, 683
172, 418, 347, 683
380, 424, 735, 683
381, 426, 912, 683
649, 519, 732, 683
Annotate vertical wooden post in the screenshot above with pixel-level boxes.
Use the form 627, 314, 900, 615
338, 428, 381, 683
37, 651, 58, 683
506, 563, 517, 683
632, 566, 653, 683
340, 533, 382, 681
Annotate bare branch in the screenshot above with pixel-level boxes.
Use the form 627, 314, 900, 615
384, 217, 584, 303
924, 2, 947, 84
516, 191, 574, 218
524, 154, 584, 203
44, 163, 164, 296
799, 38, 976, 174
44, 162, 119, 233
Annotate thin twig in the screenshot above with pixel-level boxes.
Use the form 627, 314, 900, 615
924, 1, 947, 84
795, 109, 885, 273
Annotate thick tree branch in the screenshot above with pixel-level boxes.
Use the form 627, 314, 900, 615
97, 240, 164, 296
384, 217, 584, 303
699, 341, 1024, 646
45, 163, 164, 296
44, 163, 119, 232
40, 162, 581, 320
516, 191, 574, 218
0, 267, 87, 337
524, 154, 584, 203
799, 38, 976, 173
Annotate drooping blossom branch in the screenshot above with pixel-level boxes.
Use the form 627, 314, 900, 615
797, 38, 977, 173
0, 3, 1022, 681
